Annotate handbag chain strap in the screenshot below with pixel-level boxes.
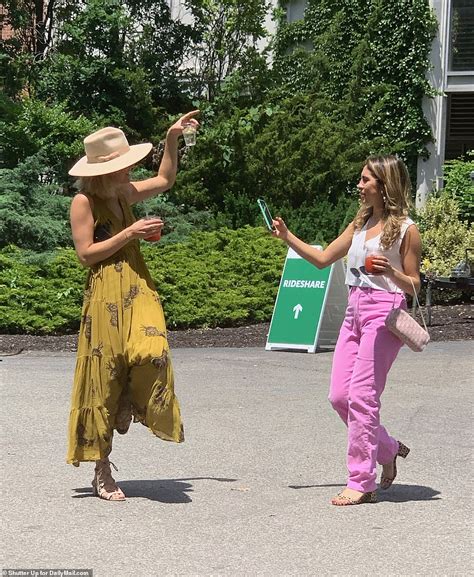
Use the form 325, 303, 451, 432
391, 277, 429, 333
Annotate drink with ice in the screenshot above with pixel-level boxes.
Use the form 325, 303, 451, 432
182, 123, 196, 146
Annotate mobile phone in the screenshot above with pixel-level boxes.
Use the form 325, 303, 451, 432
257, 198, 275, 231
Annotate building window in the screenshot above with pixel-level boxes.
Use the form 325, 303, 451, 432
449, 0, 474, 71
445, 92, 474, 159
285, 0, 308, 23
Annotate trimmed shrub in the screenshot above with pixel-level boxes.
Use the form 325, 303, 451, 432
0, 245, 86, 334
0, 226, 287, 334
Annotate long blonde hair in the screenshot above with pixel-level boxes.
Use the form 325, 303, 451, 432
353, 155, 412, 249
76, 174, 119, 200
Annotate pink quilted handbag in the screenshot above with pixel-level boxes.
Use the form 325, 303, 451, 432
385, 280, 430, 352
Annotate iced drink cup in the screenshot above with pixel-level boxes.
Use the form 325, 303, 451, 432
364, 250, 384, 274
143, 215, 162, 242
182, 122, 196, 146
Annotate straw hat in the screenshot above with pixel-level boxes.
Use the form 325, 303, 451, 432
68, 127, 153, 177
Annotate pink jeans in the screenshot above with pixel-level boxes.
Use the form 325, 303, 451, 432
329, 286, 406, 492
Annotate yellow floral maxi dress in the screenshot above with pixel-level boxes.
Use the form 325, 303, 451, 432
67, 193, 184, 466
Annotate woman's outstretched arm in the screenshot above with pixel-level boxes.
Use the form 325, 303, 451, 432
272, 217, 355, 268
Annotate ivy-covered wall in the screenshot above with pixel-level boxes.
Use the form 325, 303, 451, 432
274, 0, 438, 175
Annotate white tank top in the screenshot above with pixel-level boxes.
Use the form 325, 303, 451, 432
345, 218, 415, 293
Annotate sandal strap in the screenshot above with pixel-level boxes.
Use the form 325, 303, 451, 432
93, 458, 123, 497
98, 487, 124, 500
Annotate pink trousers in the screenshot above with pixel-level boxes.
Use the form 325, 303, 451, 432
329, 286, 406, 492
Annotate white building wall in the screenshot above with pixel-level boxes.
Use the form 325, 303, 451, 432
416, 0, 474, 207
416, 0, 449, 207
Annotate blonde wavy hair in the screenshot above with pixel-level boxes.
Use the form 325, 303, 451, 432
76, 174, 120, 200
353, 155, 412, 250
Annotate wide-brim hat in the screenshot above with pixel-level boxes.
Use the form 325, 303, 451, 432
68, 126, 153, 177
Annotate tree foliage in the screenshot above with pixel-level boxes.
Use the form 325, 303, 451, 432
184, 0, 271, 101
0, 98, 98, 178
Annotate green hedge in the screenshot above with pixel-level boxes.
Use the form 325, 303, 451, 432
1, 204, 471, 335
0, 226, 287, 334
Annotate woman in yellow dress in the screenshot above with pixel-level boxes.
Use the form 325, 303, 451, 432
67, 111, 199, 501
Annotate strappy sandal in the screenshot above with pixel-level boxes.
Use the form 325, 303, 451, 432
380, 441, 410, 490
92, 458, 126, 501
331, 490, 377, 506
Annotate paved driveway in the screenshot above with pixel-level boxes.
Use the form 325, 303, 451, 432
1, 342, 472, 576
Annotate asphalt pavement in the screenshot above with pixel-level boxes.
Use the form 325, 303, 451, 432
1, 341, 473, 577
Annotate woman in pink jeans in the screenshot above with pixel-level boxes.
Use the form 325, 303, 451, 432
272, 154, 421, 506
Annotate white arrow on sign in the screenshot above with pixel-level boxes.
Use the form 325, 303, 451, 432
293, 303, 303, 319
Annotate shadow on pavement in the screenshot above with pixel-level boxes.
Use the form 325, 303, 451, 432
377, 484, 441, 502
288, 483, 441, 502
72, 476, 237, 503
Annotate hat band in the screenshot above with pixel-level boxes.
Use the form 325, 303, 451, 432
87, 146, 130, 164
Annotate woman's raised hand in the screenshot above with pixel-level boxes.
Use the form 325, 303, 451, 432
167, 110, 200, 137
272, 216, 289, 241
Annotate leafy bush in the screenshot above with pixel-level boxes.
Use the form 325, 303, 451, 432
416, 194, 474, 277
0, 227, 287, 334
134, 193, 226, 246
442, 153, 474, 223
144, 226, 287, 328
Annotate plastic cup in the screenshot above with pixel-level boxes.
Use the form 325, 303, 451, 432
143, 215, 162, 242
364, 249, 384, 274
182, 122, 196, 146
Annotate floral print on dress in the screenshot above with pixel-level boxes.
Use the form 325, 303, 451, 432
91, 342, 103, 358
82, 315, 92, 340
114, 261, 123, 273
124, 285, 140, 309
106, 359, 122, 381
141, 325, 166, 337
152, 383, 169, 412
77, 423, 96, 447
106, 302, 118, 327
83, 286, 92, 305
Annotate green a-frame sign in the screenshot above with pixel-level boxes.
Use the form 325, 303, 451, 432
266, 247, 348, 353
